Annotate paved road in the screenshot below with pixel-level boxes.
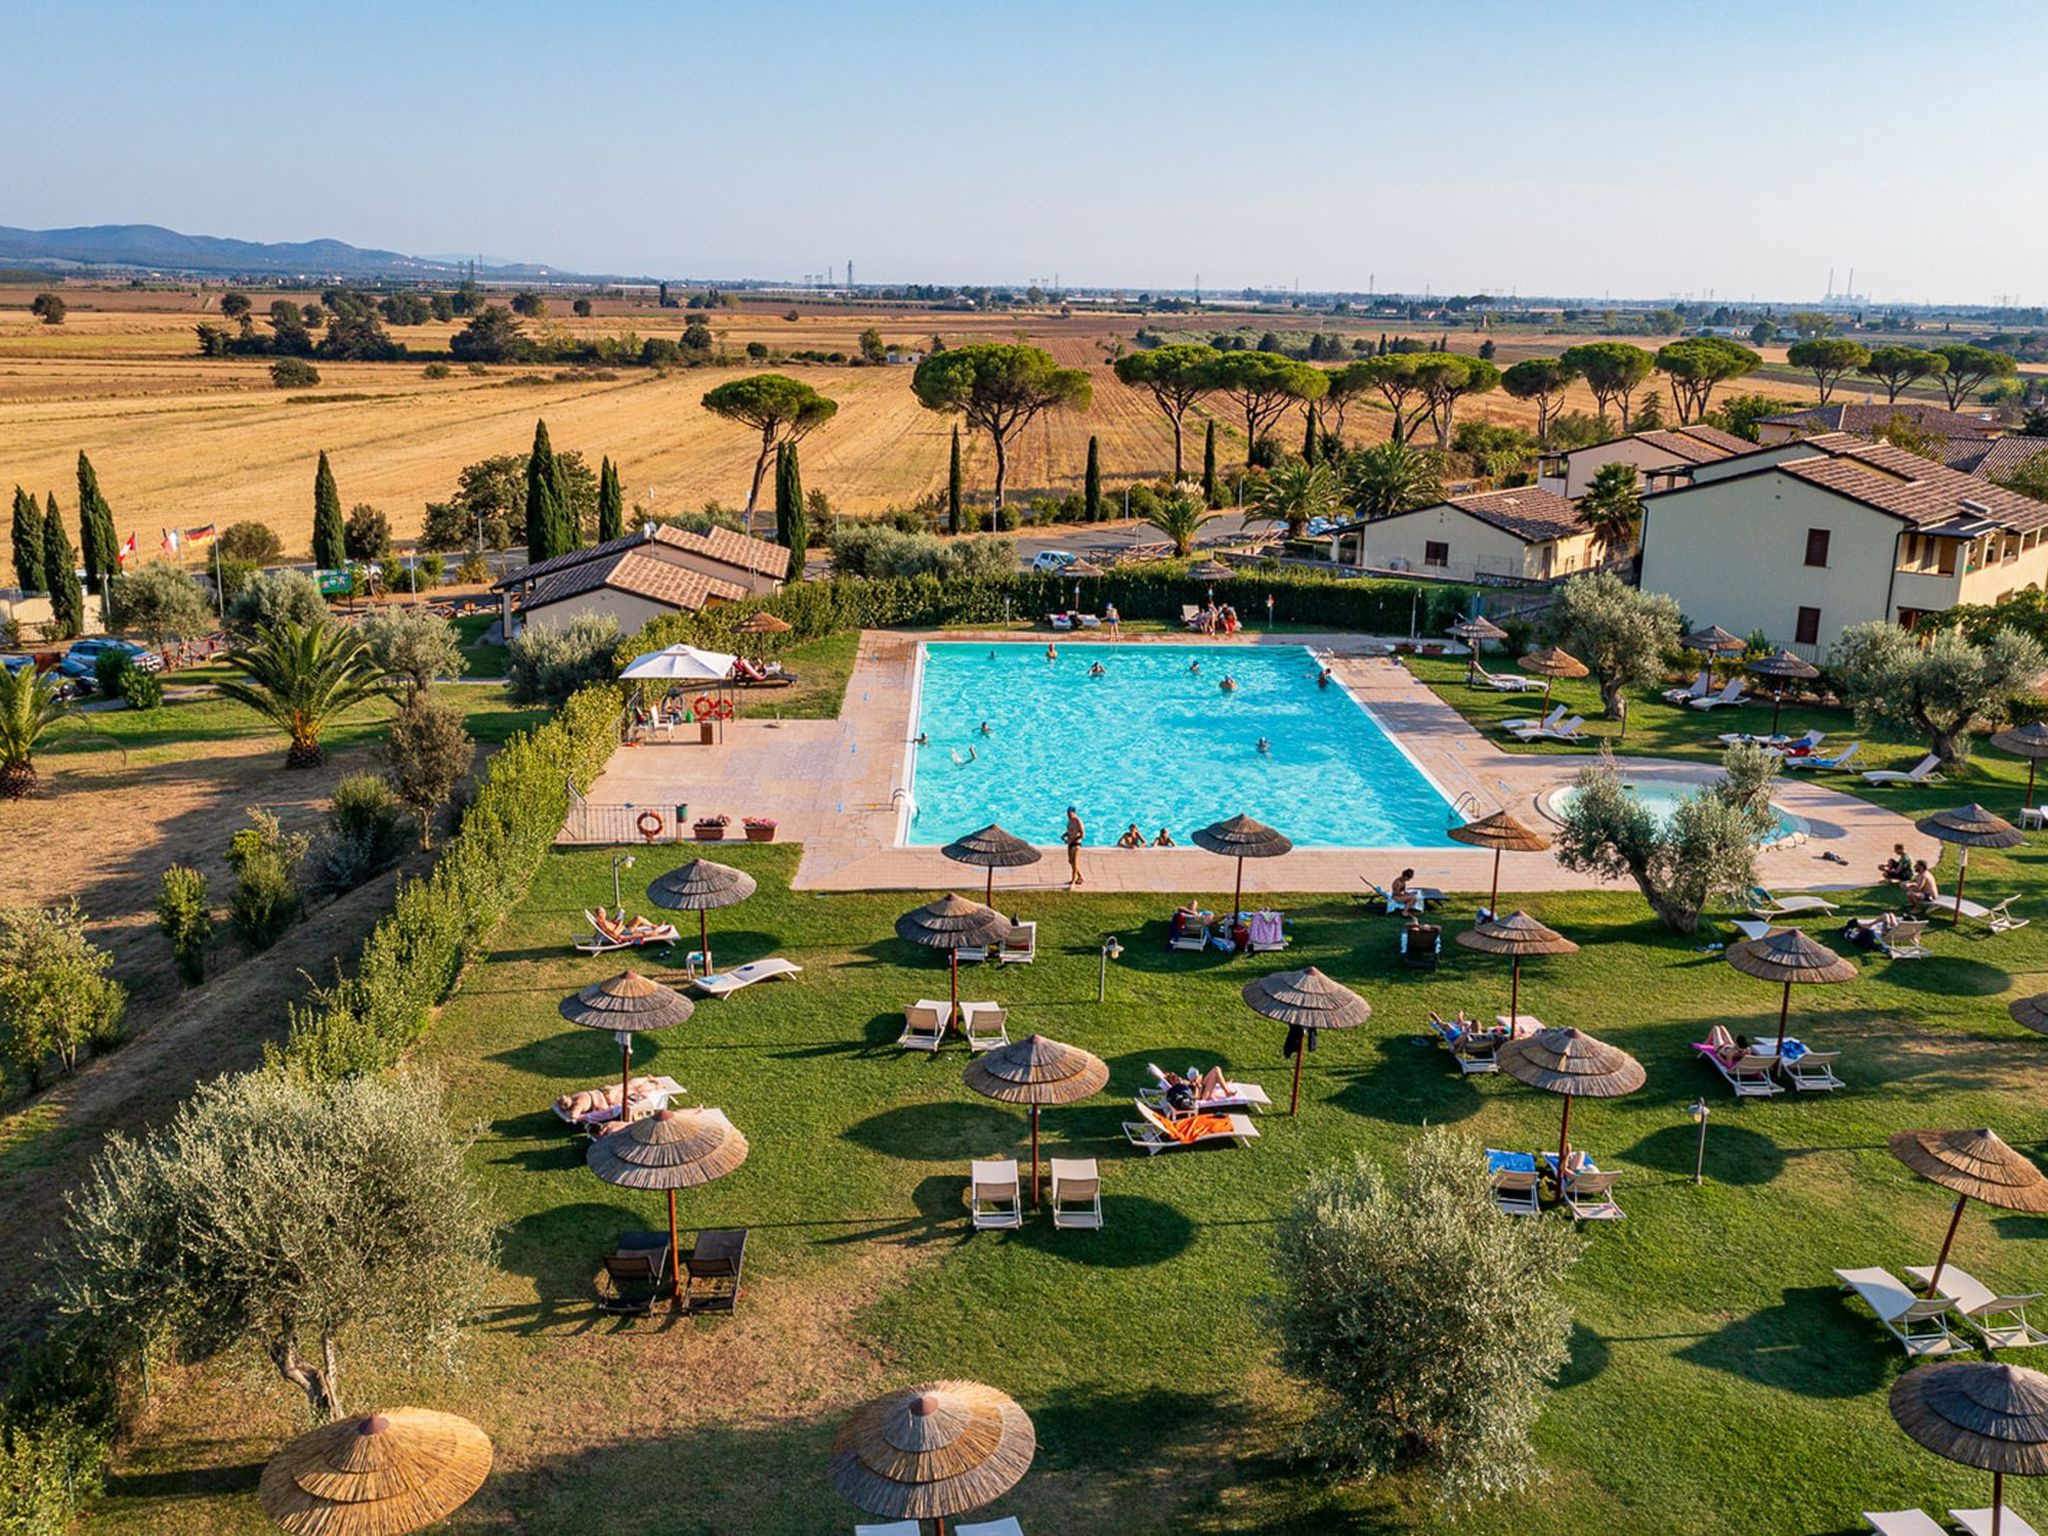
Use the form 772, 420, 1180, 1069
1011, 512, 1259, 570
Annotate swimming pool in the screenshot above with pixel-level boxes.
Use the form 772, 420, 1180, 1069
904, 641, 1459, 849
1546, 782, 1803, 844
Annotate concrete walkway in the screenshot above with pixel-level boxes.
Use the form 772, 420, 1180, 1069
571, 630, 1932, 897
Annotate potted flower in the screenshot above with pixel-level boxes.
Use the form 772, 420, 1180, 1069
692, 814, 731, 841
743, 816, 778, 843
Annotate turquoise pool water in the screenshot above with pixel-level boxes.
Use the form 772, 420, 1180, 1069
905, 642, 1459, 849
1549, 782, 1800, 843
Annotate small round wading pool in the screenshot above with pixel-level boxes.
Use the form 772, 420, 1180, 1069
1544, 781, 1805, 846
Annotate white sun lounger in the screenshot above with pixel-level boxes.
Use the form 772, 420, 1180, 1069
899, 1000, 951, 1051
1783, 1049, 1845, 1092
1925, 895, 2029, 933
955, 1520, 1027, 1536
1478, 666, 1544, 692
1690, 679, 1749, 710
1140, 1065, 1271, 1113
998, 920, 1037, 964
1953, 1508, 2046, 1536
1863, 1513, 1951, 1536
1489, 1161, 1542, 1217
970, 1158, 1022, 1229
960, 1002, 1008, 1052
1749, 886, 1839, 919
576, 908, 681, 954
1695, 1043, 1784, 1098
1501, 703, 1566, 734
856, 1523, 923, 1536
1905, 1265, 2048, 1350
1049, 1157, 1102, 1230
1863, 752, 1944, 786
1834, 1267, 1970, 1357
1121, 1101, 1259, 1154
688, 958, 802, 998
1511, 714, 1585, 742
1561, 1166, 1624, 1221
1785, 741, 1861, 772
1663, 671, 1711, 704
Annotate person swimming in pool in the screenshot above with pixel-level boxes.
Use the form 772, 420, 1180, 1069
980, 720, 993, 736
950, 746, 978, 766
1316, 667, 1333, 688
1153, 827, 1176, 847
1046, 642, 1058, 662
1188, 659, 1201, 675
1117, 823, 1145, 849
1256, 737, 1270, 754
914, 732, 929, 747
1219, 675, 1238, 693
1088, 661, 1106, 678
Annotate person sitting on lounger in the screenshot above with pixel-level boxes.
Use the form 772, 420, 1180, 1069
1117, 823, 1145, 849
1904, 860, 1939, 913
1881, 844, 1912, 883
1390, 869, 1425, 915
1154, 828, 1176, 847
1844, 912, 1900, 949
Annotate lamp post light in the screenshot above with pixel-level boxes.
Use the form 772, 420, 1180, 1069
1098, 936, 1124, 1002
1689, 1098, 1711, 1184
611, 853, 636, 914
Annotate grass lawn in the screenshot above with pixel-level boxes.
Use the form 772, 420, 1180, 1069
93, 816, 2048, 1534
732, 631, 859, 720
452, 611, 510, 679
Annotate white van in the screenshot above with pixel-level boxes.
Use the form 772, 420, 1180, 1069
1031, 550, 1079, 575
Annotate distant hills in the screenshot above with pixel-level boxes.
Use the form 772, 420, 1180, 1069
0, 224, 624, 283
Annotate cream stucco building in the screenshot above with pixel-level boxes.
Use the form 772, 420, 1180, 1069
1637, 435, 2048, 653
1536, 424, 1754, 498
1328, 485, 1605, 584
495, 523, 788, 637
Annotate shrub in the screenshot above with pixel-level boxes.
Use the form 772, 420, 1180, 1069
0, 1406, 112, 1534
827, 525, 1014, 582
507, 613, 619, 706
423, 362, 451, 379
121, 667, 163, 711
416, 553, 443, 586
382, 694, 475, 848
321, 774, 408, 890
111, 561, 215, 646
226, 569, 327, 636
270, 357, 320, 388
155, 865, 211, 985
359, 608, 461, 698
0, 903, 126, 1092
92, 650, 127, 698
215, 558, 258, 600
1268, 1128, 1580, 1504
453, 553, 489, 585
217, 521, 284, 564
343, 503, 392, 561
226, 809, 309, 950
888, 506, 927, 534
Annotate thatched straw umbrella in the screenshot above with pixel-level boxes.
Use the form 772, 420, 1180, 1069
1918, 804, 2025, 928
1496, 1026, 1646, 1173
941, 824, 1043, 906
963, 1035, 1108, 1205
830, 1380, 1035, 1535
896, 895, 1012, 1015
2008, 994, 2048, 1037
1890, 1128, 2048, 1300
559, 971, 694, 1131
259, 1407, 492, 1536
1454, 911, 1578, 1027
1448, 614, 1508, 684
1447, 811, 1553, 916
587, 1107, 748, 1302
1890, 1362, 2048, 1536
1991, 722, 2048, 816
1681, 624, 1747, 684
1241, 966, 1372, 1115
1517, 645, 1587, 706
1192, 813, 1294, 926
1723, 928, 1855, 1055
735, 610, 792, 636
1747, 647, 1820, 736
646, 858, 758, 977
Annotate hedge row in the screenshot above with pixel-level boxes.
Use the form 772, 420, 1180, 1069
281, 683, 623, 1077
619, 565, 1478, 662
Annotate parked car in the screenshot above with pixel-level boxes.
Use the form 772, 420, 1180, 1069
1305, 517, 1344, 538
1031, 550, 1079, 574
57, 637, 160, 678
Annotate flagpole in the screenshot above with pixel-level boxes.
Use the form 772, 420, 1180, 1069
213, 538, 224, 620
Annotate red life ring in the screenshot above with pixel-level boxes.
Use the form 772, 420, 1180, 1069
691, 694, 715, 721
715, 697, 736, 721
636, 810, 665, 843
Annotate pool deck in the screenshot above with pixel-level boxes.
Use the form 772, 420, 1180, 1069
572, 629, 1936, 897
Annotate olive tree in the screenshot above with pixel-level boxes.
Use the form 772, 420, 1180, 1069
912, 344, 1091, 511
1554, 744, 1778, 933
1786, 337, 1871, 405
111, 561, 215, 647
1267, 1127, 1580, 1503
1546, 571, 1680, 718
698, 374, 839, 528
1833, 620, 2045, 764
382, 694, 475, 847
358, 607, 463, 700
507, 612, 619, 706
48, 1069, 498, 1423
1204, 352, 1326, 465
1501, 358, 1577, 442
226, 569, 328, 637
1112, 343, 1216, 480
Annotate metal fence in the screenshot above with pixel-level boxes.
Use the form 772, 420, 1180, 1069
559, 773, 697, 846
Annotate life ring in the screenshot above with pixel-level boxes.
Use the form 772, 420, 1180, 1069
715, 697, 735, 721
636, 810, 665, 843
691, 694, 715, 721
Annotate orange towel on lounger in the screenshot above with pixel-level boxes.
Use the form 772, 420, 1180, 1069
1170, 1113, 1236, 1143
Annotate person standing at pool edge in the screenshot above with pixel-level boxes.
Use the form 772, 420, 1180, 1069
1064, 806, 1086, 886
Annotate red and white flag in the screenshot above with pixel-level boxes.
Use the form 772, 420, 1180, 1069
115, 532, 137, 565
161, 527, 180, 554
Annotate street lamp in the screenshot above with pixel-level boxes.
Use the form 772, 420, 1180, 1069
611, 853, 636, 914
1098, 935, 1124, 1002
1688, 1098, 1711, 1184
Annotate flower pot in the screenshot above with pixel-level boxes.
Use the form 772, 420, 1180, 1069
744, 826, 776, 843
693, 824, 726, 841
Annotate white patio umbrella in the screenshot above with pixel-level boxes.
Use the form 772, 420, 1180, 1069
619, 644, 737, 681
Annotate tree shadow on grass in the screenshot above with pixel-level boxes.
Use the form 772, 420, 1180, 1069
816, 1171, 973, 1251
487, 1028, 684, 1082
1326, 1038, 1484, 1126
1622, 1121, 1786, 1187
482, 1200, 670, 1338
1674, 1284, 1890, 1399
1004, 1194, 1196, 1268
487, 1109, 589, 1174
1881, 955, 2013, 996
1558, 1318, 1612, 1389
843, 1100, 1023, 1161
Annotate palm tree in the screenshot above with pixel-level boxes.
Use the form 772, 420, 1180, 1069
1341, 439, 1445, 521
0, 665, 71, 798
215, 620, 389, 768
1143, 492, 1217, 558
1244, 460, 1341, 539
1575, 461, 1644, 564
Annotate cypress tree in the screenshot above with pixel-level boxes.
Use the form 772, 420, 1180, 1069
11, 486, 44, 593
946, 426, 963, 535
775, 442, 807, 582
1302, 407, 1320, 465
1083, 436, 1101, 522
550, 447, 578, 552
524, 420, 560, 562
1201, 421, 1219, 507
42, 493, 82, 638
76, 452, 116, 594
311, 451, 346, 569
597, 456, 624, 542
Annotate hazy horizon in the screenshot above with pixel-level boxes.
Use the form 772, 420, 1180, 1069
9, 0, 2044, 306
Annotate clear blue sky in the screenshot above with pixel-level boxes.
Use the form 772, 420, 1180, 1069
5, 0, 2039, 303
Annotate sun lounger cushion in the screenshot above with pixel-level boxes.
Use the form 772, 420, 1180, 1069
1862, 1512, 1952, 1536
690, 958, 802, 996
1952, 1509, 2047, 1536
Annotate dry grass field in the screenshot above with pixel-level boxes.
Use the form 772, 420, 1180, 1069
0, 287, 1814, 557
